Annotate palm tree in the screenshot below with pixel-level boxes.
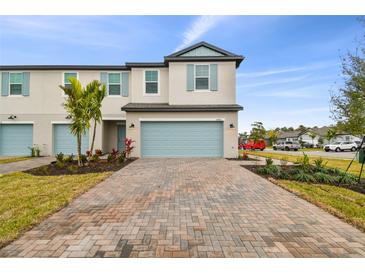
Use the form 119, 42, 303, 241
59, 78, 90, 166
85, 80, 106, 156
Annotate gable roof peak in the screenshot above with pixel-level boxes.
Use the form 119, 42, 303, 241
164, 41, 244, 68
167, 41, 239, 58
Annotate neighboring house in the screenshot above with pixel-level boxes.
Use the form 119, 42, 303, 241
276, 126, 361, 146
0, 42, 244, 158
277, 130, 304, 143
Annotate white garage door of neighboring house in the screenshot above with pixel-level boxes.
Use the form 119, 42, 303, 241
53, 124, 89, 155
0, 124, 33, 156
141, 121, 223, 158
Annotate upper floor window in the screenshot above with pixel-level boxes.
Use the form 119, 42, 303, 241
63, 72, 78, 89
144, 70, 159, 95
108, 73, 121, 96
1, 72, 30, 97
195, 65, 209, 90
9, 72, 23, 95
186, 64, 217, 92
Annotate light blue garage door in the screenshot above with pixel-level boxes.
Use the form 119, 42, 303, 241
0, 124, 33, 156
53, 124, 89, 155
141, 121, 223, 157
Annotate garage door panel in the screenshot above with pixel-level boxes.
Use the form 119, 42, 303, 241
53, 124, 89, 155
0, 124, 33, 156
141, 121, 223, 157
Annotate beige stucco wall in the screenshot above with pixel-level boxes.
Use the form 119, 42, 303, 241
0, 114, 93, 156
125, 111, 238, 158
1, 63, 240, 157
0, 70, 130, 117
130, 67, 169, 103
0, 114, 128, 156
168, 61, 236, 105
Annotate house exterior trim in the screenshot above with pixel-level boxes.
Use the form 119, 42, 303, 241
121, 103, 243, 112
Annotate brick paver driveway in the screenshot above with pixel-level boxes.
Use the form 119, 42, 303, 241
1, 158, 365, 258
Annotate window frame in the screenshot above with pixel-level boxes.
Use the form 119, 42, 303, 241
107, 72, 122, 97
62, 71, 79, 97
9, 72, 23, 97
194, 64, 210, 92
143, 69, 160, 96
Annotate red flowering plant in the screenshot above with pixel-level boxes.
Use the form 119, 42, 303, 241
94, 149, 102, 156
124, 138, 135, 159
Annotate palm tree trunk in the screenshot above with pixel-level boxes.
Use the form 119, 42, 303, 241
90, 120, 97, 156
77, 134, 82, 166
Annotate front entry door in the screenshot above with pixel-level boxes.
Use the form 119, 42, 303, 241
117, 125, 126, 152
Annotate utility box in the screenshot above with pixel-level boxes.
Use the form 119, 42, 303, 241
357, 148, 365, 163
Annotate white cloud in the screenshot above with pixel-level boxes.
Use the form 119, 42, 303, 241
273, 107, 330, 115
249, 84, 331, 99
237, 61, 338, 78
0, 16, 143, 50
237, 75, 308, 89
175, 16, 225, 51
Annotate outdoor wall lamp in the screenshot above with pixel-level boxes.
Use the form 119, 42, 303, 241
229, 123, 235, 128
129, 123, 135, 128
8, 114, 17, 120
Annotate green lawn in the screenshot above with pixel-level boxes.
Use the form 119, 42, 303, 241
246, 151, 364, 177
274, 180, 365, 232
0, 171, 111, 247
299, 148, 323, 151
0, 157, 30, 164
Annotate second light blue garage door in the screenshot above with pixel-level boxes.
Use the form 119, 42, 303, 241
141, 121, 223, 157
53, 124, 89, 155
0, 124, 33, 156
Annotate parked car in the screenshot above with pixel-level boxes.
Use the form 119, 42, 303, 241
301, 142, 314, 148
239, 140, 266, 151
273, 141, 300, 151
323, 141, 358, 152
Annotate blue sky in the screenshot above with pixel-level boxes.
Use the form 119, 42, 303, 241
0, 16, 362, 133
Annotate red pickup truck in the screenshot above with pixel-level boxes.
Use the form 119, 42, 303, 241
239, 140, 266, 151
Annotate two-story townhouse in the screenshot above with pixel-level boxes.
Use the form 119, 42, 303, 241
0, 42, 244, 158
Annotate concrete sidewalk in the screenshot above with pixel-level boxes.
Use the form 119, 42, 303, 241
0, 157, 55, 174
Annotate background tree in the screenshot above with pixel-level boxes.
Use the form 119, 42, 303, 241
249, 122, 266, 142
59, 78, 90, 166
296, 125, 308, 132
331, 18, 365, 138
267, 129, 279, 146
238, 132, 248, 144
308, 131, 317, 146
85, 80, 106, 156
326, 127, 337, 143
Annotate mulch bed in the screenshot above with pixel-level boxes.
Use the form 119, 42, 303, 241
226, 157, 260, 161
242, 164, 365, 194
25, 158, 136, 176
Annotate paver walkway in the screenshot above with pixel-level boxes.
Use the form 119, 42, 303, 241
0, 157, 55, 174
1, 158, 364, 258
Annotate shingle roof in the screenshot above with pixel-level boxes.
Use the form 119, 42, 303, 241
311, 126, 329, 137
125, 62, 167, 68
278, 130, 306, 139
121, 103, 243, 112
0, 41, 244, 70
